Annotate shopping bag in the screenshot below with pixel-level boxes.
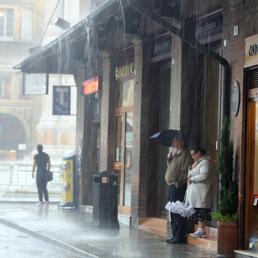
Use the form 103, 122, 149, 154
47, 170, 53, 182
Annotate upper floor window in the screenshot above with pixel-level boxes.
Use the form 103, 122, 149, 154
0, 9, 14, 40
0, 76, 11, 98
21, 10, 32, 40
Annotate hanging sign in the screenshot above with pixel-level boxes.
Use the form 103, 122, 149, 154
53, 86, 71, 115
82, 77, 99, 95
23, 73, 48, 95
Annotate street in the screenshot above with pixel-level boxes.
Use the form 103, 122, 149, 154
0, 223, 87, 258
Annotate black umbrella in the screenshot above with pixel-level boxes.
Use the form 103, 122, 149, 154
149, 129, 187, 147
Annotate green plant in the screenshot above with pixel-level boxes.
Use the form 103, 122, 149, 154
212, 119, 238, 223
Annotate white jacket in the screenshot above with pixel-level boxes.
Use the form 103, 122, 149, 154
185, 156, 214, 209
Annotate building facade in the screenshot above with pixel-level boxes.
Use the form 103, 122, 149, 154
16, 0, 258, 254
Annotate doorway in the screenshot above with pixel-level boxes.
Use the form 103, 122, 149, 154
113, 78, 134, 213
246, 93, 258, 246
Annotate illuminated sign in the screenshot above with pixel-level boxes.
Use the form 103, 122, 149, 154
82, 77, 99, 95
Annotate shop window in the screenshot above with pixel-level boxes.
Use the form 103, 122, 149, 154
0, 9, 14, 40
0, 76, 11, 98
116, 79, 134, 107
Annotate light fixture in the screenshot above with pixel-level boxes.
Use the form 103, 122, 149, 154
54, 17, 71, 30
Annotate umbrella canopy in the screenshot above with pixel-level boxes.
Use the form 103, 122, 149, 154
149, 129, 187, 147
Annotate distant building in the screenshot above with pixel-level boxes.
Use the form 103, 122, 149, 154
0, 0, 79, 161
0, 0, 43, 160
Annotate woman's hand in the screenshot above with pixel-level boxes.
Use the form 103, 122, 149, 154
167, 152, 173, 161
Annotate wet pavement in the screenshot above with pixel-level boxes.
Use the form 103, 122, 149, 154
0, 223, 85, 258
0, 203, 216, 258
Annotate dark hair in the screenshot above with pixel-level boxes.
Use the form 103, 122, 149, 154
191, 146, 206, 155
37, 144, 43, 153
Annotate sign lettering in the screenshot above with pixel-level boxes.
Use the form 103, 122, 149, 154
115, 63, 135, 80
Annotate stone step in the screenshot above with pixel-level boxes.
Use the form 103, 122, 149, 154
187, 234, 217, 252
235, 250, 258, 257
138, 217, 167, 238
186, 226, 217, 252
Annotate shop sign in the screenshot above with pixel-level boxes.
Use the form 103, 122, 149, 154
115, 63, 135, 80
18, 144, 26, 150
53, 86, 71, 115
231, 81, 240, 117
245, 34, 258, 67
82, 77, 99, 95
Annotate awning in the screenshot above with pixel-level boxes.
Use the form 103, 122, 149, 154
14, 19, 89, 74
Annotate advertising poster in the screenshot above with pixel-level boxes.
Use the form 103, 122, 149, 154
53, 86, 71, 115
62, 159, 74, 203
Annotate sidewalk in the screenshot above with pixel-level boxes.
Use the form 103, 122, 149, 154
0, 203, 216, 258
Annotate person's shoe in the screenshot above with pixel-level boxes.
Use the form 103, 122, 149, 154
190, 229, 207, 238
167, 236, 186, 244
44, 201, 49, 206
36, 202, 43, 207
169, 238, 185, 244
166, 237, 174, 243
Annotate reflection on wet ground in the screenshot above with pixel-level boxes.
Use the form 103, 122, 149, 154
0, 203, 216, 258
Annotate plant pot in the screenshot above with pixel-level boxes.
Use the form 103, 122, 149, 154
217, 221, 238, 258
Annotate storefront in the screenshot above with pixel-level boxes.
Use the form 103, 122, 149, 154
244, 34, 258, 248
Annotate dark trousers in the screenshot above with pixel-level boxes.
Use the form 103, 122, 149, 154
168, 183, 187, 242
36, 175, 49, 202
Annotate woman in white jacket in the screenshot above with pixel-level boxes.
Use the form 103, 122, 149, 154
185, 146, 214, 238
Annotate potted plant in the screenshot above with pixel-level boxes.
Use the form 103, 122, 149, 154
212, 119, 238, 258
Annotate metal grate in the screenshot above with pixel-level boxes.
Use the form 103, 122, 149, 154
246, 68, 258, 89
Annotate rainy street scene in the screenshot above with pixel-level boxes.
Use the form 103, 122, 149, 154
1, 0, 258, 257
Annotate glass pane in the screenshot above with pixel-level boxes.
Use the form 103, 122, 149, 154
116, 79, 134, 107
6, 9, 13, 37
124, 112, 133, 207
0, 16, 4, 37
115, 115, 123, 162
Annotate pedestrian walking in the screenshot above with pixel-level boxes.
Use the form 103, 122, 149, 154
165, 134, 192, 244
185, 146, 214, 238
32, 144, 51, 206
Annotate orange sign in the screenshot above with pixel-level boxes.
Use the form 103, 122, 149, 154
82, 77, 99, 95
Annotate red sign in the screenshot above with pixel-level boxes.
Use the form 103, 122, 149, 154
82, 77, 99, 95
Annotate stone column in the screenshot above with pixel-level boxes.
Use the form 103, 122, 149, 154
170, 36, 182, 130
99, 51, 115, 172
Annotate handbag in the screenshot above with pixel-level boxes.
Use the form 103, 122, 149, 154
47, 170, 53, 182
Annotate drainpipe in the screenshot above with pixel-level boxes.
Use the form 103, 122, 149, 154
122, 0, 231, 121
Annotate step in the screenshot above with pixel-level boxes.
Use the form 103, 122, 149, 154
235, 250, 258, 258
138, 217, 167, 238
187, 235, 217, 253
186, 226, 217, 252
